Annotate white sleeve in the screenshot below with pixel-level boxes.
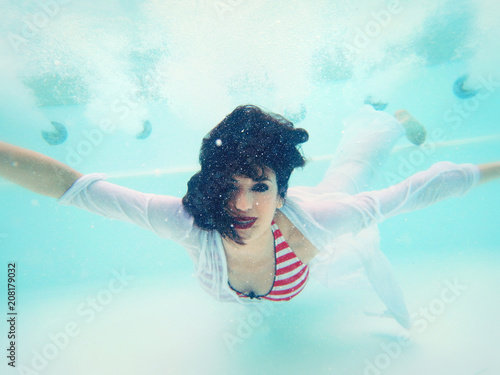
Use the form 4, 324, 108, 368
57, 173, 200, 247
374, 162, 480, 218
301, 162, 481, 237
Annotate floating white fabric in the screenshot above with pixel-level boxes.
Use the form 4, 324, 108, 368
58, 106, 480, 328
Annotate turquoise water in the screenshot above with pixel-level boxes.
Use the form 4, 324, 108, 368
1, 1, 499, 374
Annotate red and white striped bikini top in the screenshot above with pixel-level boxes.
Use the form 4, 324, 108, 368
230, 220, 310, 301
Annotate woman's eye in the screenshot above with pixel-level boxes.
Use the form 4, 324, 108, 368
252, 183, 269, 192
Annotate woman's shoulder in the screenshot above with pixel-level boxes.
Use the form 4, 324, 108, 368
274, 210, 319, 264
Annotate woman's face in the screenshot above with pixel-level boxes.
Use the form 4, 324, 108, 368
226, 167, 282, 245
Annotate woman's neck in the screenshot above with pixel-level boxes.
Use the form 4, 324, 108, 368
222, 229, 275, 261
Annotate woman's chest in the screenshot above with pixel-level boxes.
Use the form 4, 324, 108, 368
225, 216, 319, 297
227, 255, 276, 296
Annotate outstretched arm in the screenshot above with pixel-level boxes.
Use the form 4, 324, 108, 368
478, 162, 500, 184
300, 161, 485, 238
0, 141, 82, 198
1, 141, 199, 247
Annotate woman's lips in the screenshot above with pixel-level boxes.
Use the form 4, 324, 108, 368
232, 217, 257, 229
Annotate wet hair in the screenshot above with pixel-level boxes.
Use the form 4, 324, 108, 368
182, 105, 308, 244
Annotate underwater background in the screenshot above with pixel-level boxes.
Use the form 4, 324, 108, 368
0, 0, 499, 374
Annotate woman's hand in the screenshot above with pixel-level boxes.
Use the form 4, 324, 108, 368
0, 141, 82, 198
478, 162, 500, 185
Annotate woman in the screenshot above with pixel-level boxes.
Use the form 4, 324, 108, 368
1, 105, 499, 328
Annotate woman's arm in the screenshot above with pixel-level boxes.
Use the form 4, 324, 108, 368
478, 162, 500, 184
0, 141, 82, 198
300, 161, 483, 237
57, 175, 199, 244
1, 141, 200, 248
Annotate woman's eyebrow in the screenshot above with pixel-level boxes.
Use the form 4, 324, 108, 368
230, 174, 271, 183
254, 176, 270, 182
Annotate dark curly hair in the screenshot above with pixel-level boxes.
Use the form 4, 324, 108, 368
182, 105, 308, 244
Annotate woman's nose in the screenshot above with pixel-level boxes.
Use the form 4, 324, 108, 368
234, 190, 253, 212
